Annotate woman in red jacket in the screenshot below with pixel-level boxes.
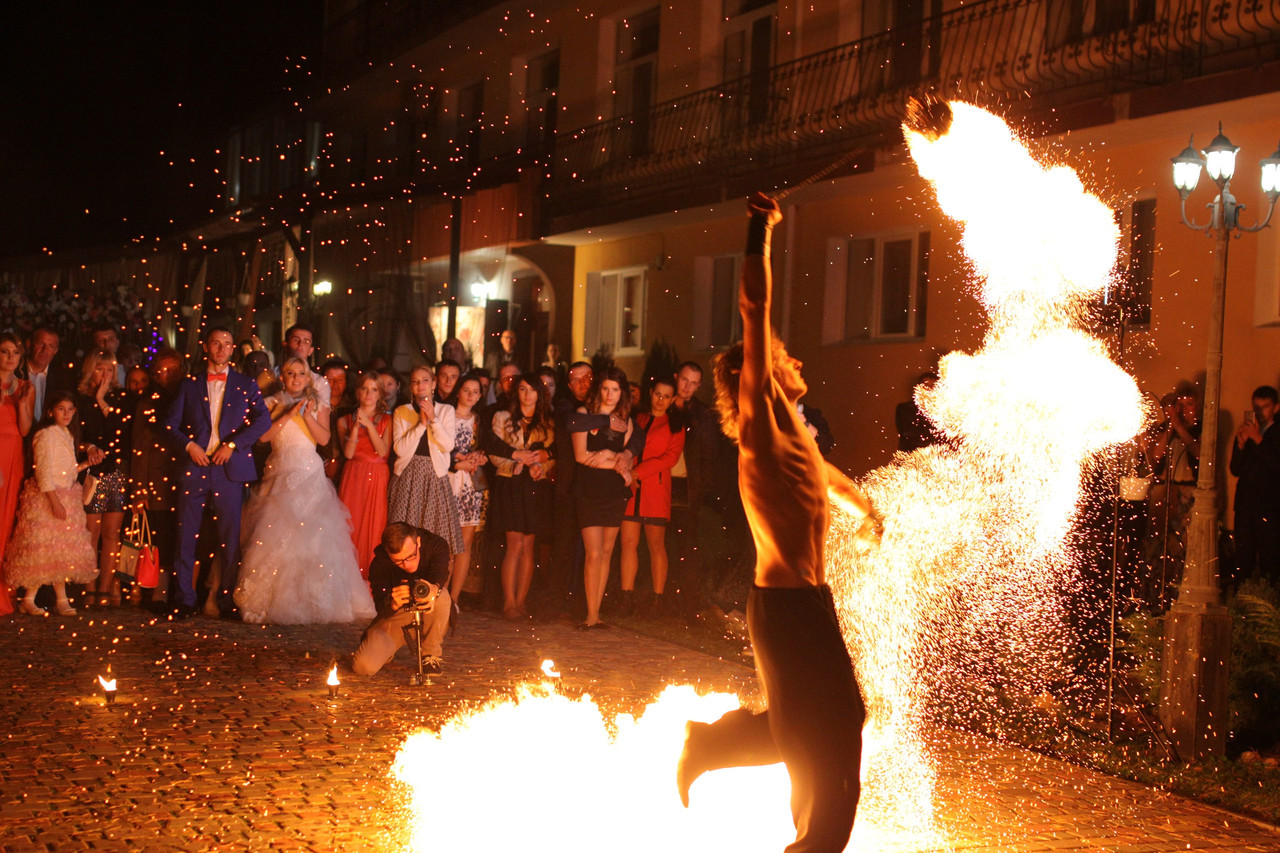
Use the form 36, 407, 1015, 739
618, 376, 686, 615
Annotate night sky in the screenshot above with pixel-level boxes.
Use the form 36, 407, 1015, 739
0, 2, 321, 259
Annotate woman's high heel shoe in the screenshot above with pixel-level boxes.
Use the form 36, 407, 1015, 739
55, 601, 77, 616
19, 600, 47, 616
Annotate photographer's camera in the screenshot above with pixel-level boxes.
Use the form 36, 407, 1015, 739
404, 578, 436, 612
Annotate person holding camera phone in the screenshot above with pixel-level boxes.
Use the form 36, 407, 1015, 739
1229, 385, 1280, 587
352, 522, 452, 676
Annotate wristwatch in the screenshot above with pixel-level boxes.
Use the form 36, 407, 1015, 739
225, 440, 237, 451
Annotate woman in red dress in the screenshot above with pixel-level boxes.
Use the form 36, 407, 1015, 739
337, 373, 391, 580
0, 333, 36, 615
618, 376, 685, 615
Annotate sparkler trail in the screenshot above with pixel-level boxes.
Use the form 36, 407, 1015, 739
393, 102, 1144, 852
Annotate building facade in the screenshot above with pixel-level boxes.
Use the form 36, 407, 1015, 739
264, 0, 1280, 492
8, 0, 1280, 513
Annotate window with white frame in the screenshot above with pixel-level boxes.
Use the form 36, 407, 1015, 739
823, 231, 929, 343
584, 267, 648, 356
722, 0, 775, 129
523, 49, 560, 151
693, 254, 743, 349
456, 80, 485, 165
614, 8, 659, 116
612, 7, 660, 158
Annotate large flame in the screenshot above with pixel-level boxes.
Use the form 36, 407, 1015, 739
391, 102, 1143, 851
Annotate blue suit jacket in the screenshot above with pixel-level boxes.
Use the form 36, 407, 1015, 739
165, 369, 271, 483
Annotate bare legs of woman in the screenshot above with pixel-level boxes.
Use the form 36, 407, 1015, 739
86, 511, 124, 605
450, 526, 478, 605
620, 520, 642, 594
620, 520, 669, 615
581, 525, 619, 627
501, 531, 536, 620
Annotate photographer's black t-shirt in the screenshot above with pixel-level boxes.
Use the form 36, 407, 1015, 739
367, 527, 451, 617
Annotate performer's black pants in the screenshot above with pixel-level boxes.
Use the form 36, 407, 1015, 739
694, 584, 864, 853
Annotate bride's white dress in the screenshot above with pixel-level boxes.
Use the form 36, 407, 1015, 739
235, 406, 376, 624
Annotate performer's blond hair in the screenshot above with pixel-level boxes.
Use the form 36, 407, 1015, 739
712, 334, 791, 443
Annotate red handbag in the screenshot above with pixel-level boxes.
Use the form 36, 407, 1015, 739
135, 513, 161, 589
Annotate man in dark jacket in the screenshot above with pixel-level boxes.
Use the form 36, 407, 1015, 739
1229, 385, 1280, 586
352, 522, 453, 675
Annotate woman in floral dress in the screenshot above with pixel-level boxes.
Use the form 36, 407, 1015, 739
447, 374, 488, 609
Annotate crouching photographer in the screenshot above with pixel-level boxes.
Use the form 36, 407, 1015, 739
352, 522, 452, 676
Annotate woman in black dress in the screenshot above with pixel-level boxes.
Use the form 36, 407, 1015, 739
76, 349, 132, 606
487, 375, 555, 621
571, 366, 634, 629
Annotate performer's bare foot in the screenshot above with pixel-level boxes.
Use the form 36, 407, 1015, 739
676, 720, 709, 808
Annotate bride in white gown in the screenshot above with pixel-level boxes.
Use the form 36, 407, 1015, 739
236, 358, 376, 624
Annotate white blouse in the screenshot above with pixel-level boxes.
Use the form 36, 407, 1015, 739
391, 402, 455, 478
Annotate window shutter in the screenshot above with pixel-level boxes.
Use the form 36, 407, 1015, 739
693, 256, 714, 349
823, 237, 848, 345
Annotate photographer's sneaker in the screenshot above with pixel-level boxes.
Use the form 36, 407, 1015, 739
420, 655, 444, 675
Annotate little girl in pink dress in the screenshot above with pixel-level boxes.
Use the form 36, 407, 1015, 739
3, 391, 97, 615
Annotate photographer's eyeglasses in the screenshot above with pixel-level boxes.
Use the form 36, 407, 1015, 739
391, 540, 419, 567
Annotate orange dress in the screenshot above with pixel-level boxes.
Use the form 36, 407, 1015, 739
337, 413, 390, 581
0, 388, 25, 614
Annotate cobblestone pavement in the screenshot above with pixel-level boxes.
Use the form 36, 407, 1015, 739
1, 608, 1277, 852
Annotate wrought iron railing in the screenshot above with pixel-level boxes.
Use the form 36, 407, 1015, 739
545, 0, 1280, 224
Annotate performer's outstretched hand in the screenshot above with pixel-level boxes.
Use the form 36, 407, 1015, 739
746, 191, 782, 226
853, 514, 882, 549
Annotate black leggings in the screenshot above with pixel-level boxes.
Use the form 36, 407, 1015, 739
694, 584, 864, 853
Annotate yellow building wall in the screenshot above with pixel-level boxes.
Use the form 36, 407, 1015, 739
565, 91, 1280, 528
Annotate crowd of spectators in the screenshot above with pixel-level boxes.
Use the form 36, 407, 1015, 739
0, 323, 735, 674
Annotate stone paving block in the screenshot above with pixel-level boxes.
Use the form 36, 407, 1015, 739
4, 609, 1280, 852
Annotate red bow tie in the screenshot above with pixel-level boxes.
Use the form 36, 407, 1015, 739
207, 373, 227, 382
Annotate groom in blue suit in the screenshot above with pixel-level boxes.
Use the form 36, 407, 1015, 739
165, 326, 271, 618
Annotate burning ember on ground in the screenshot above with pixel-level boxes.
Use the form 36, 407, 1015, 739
327, 664, 341, 699
391, 102, 1143, 852
98, 672, 118, 705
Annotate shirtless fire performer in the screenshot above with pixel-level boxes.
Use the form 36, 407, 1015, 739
676, 193, 877, 852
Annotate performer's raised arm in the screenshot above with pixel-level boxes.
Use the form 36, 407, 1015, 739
738, 192, 783, 445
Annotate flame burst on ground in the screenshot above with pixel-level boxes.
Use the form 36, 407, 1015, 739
391, 103, 1143, 852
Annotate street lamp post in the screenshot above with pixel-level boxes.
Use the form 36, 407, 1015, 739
1161, 125, 1280, 760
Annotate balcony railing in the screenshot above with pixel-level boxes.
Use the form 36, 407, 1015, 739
545, 0, 1280, 227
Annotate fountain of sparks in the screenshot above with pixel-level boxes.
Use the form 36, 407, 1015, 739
391, 102, 1144, 852
829, 100, 1145, 840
